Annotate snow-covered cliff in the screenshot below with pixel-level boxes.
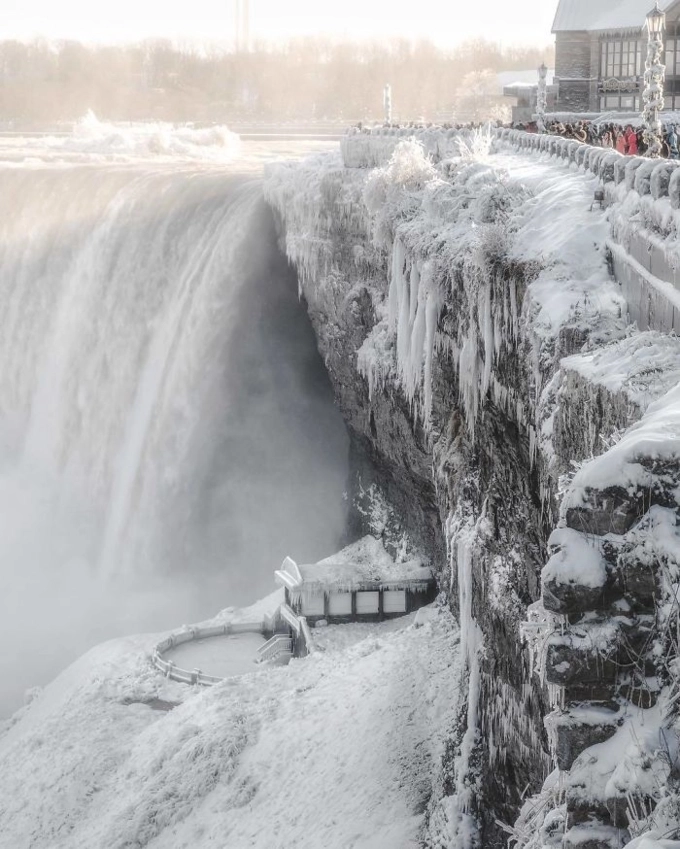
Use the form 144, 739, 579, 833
265, 131, 680, 848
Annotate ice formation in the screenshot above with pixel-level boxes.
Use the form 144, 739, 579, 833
266, 127, 680, 847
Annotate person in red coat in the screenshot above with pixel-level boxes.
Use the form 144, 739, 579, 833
625, 125, 638, 155
615, 129, 628, 154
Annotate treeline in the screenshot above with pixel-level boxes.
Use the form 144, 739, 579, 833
0, 38, 554, 126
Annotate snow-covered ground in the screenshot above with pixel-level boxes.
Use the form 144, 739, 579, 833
0, 601, 459, 849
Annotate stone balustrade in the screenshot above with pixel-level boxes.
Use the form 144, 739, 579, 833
341, 124, 680, 204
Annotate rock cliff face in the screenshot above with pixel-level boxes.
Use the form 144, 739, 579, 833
264, 131, 680, 848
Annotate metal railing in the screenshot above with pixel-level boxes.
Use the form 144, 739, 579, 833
151, 621, 265, 687
256, 634, 293, 663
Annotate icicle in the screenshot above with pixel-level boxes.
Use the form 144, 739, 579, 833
480, 280, 493, 398
388, 238, 406, 330
423, 270, 443, 422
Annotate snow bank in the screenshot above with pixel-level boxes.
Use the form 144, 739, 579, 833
0, 600, 459, 849
297, 534, 431, 590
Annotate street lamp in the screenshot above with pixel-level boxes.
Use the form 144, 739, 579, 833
384, 84, 392, 125
642, 2, 666, 157
536, 63, 548, 132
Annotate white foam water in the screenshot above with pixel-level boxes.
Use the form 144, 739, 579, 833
0, 139, 348, 715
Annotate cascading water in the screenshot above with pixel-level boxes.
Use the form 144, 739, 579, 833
0, 127, 348, 715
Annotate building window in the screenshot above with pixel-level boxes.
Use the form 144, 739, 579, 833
356, 591, 379, 615
301, 594, 325, 616
328, 592, 352, 616
383, 590, 407, 614
599, 93, 638, 111
664, 39, 680, 76
601, 39, 641, 78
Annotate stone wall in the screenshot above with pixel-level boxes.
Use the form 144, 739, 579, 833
554, 31, 597, 112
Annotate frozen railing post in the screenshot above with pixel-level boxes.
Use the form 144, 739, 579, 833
384, 84, 392, 126
536, 63, 548, 133
642, 3, 666, 158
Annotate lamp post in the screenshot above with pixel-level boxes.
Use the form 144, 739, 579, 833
536, 63, 548, 132
384, 84, 392, 125
642, 3, 666, 157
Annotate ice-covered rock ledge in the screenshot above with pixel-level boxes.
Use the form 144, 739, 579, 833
262, 130, 680, 845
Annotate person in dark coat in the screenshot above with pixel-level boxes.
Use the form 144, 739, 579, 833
668, 125, 679, 159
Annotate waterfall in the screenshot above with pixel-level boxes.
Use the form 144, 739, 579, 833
0, 156, 348, 714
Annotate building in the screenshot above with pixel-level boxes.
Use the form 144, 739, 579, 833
552, 0, 680, 113
273, 536, 436, 627
499, 69, 557, 124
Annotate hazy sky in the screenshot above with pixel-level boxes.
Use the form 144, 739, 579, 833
3, 0, 556, 47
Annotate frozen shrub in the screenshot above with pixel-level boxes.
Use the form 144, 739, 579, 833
363, 139, 438, 251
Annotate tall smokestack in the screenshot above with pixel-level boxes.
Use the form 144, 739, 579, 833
235, 0, 251, 52
243, 0, 251, 51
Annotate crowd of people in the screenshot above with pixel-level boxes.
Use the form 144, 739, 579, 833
351, 116, 680, 159
519, 119, 680, 158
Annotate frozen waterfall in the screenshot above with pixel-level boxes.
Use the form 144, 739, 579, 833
0, 159, 348, 714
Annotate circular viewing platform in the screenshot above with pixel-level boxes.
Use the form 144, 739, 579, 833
164, 632, 266, 679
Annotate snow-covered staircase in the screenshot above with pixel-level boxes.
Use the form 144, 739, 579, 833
257, 634, 293, 665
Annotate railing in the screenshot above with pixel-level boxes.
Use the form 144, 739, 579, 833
277, 601, 315, 658
340, 125, 680, 206
340, 125, 477, 168
151, 621, 265, 687
298, 616, 314, 658
341, 125, 680, 334
256, 634, 293, 663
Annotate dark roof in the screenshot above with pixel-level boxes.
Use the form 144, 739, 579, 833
552, 0, 678, 33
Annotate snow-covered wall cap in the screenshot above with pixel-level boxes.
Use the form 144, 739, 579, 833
563, 380, 680, 507
552, 0, 678, 33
